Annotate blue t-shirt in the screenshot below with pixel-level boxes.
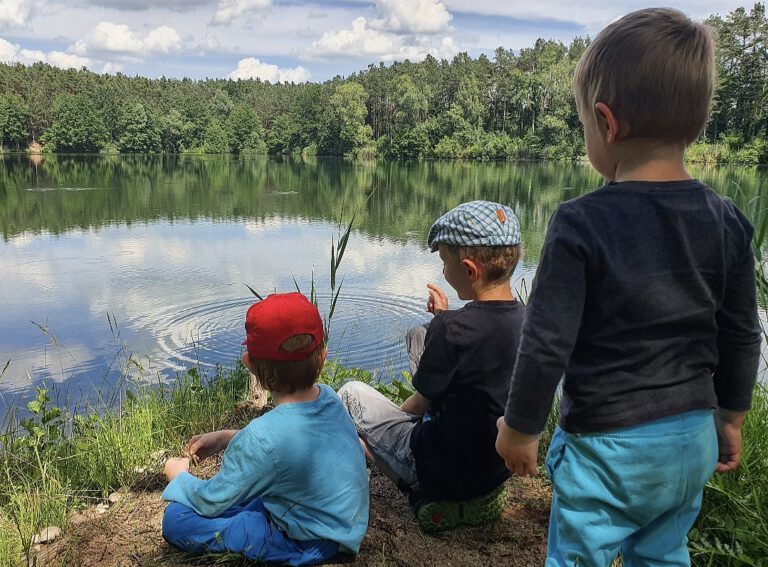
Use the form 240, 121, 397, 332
162, 384, 369, 553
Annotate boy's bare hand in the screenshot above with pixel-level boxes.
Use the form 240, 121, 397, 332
495, 417, 539, 476
164, 457, 190, 482
714, 408, 746, 473
187, 430, 237, 463
426, 284, 448, 314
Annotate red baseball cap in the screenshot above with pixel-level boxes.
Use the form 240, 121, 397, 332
243, 292, 324, 361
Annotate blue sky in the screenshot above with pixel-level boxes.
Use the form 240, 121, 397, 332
0, 0, 752, 82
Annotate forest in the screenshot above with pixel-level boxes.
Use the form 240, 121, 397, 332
0, 3, 766, 162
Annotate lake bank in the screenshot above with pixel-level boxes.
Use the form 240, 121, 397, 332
1, 363, 766, 566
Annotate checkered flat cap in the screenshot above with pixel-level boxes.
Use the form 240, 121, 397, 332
427, 200, 521, 252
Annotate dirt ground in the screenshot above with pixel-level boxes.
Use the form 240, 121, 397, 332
36, 466, 551, 567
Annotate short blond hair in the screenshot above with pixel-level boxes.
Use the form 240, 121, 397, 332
574, 8, 715, 145
443, 244, 521, 285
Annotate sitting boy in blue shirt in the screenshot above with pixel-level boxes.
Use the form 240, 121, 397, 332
162, 292, 369, 565
340, 200, 525, 532
495, 8, 762, 565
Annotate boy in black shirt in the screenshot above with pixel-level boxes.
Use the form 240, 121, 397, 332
495, 8, 761, 565
340, 200, 524, 532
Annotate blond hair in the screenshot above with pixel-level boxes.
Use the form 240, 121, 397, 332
573, 8, 715, 145
247, 334, 324, 395
443, 244, 521, 284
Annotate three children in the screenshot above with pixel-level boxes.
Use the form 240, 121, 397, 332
495, 7, 761, 565
162, 7, 761, 563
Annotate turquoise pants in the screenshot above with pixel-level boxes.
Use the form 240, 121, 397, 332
545, 410, 717, 566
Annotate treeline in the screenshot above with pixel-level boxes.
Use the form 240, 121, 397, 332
0, 3, 766, 161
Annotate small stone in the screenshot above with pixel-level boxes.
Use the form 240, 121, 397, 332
32, 526, 61, 545
150, 449, 168, 461
95, 503, 109, 515
108, 492, 123, 504
69, 513, 88, 526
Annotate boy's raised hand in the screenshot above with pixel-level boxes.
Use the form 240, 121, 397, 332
426, 283, 449, 314
186, 430, 238, 463
495, 417, 539, 476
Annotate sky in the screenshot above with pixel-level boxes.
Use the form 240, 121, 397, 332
0, 0, 752, 83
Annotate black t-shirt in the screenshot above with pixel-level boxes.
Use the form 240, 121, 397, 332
410, 300, 524, 500
504, 180, 761, 435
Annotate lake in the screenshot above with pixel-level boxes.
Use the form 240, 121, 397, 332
1, 155, 766, 417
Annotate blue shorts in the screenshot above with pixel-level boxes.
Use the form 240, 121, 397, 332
162, 498, 338, 566
545, 409, 717, 566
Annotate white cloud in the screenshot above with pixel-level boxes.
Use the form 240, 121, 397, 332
311, 15, 460, 61
102, 61, 124, 74
314, 16, 396, 56
73, 22, 142, 54
0, 0, 30, 29
0, 37, 92, 68
143, 26, 182, 54
212, 0, 271, 25
372, 0, 452, 34
227, 57, 310, 83
0, 37, 18, 62
45, 50, 91, 68
72, 21, 182, 57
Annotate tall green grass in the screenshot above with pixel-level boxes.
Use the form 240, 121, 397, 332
688, 189, 768, 566
0, 364, 250, 566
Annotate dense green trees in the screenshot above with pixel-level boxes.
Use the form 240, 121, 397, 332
42, 94, 108, 153
0, 3, 765, 160
0, 94, 29, 150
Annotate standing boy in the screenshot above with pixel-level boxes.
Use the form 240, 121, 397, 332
495, 8, 762, 565
162, 292, 369, 565
340, 200, 525, 532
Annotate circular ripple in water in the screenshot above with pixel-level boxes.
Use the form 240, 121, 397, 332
134, 293, 429, 379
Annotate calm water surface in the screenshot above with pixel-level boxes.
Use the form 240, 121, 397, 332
1, 155, 766, 416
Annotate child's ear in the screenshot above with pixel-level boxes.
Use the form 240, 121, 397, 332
461, 258, 482, 282
594, 101, 621, 143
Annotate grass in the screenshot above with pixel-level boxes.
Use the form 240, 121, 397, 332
686, 189, 768, 566
0, 358, 410, 567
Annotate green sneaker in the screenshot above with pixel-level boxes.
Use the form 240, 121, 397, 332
414, 484, 508, 533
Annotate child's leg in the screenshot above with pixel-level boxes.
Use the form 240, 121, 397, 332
620, 411, 718, 566
162, 498, 338, 565
338, 381, 419, 488
406, 323, 429, 376
545, 411, 717, 567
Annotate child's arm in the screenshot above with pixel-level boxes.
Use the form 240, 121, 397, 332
165, 457, 190, 481
187, 429, 239, 462
495, 417, 539, 476
498, 205, 587, 470
162, 428, 275, 517
714, 408, 747, 473
401, 391, 431, 416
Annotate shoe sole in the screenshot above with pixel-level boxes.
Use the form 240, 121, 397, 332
416, 485, 508, 533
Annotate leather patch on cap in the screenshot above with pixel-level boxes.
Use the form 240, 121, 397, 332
496, 209, 507, 223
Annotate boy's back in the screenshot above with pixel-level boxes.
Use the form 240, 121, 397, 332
506, 179, 759, 434
412, 299, 524, 498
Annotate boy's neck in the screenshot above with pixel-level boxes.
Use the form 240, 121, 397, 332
473, 280, 515, 302
609, 139, 691, 183
273, 384, 320, 405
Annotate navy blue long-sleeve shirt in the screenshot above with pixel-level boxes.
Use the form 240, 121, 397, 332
504, 180, 762, 435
